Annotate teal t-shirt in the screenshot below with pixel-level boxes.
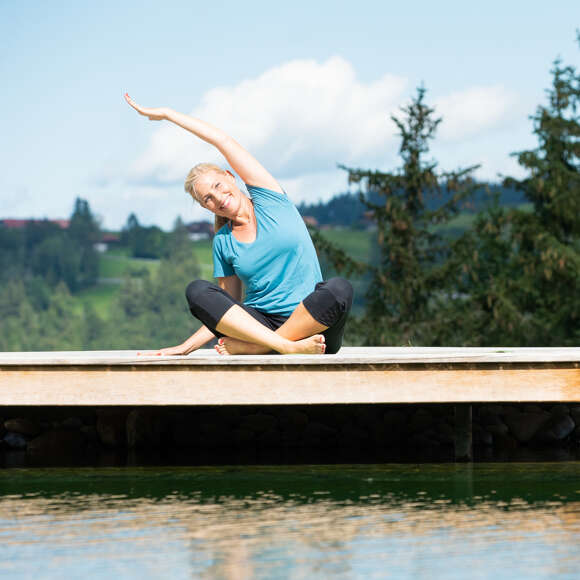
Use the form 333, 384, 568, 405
212, 184, 323, 317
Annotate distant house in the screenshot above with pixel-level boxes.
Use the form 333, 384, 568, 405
302, 215, 318, 227
94, 232, 121, 253
0, 218, 70, 229
186, 221, 213, 241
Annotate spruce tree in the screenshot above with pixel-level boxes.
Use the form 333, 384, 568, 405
337, 87, 478, 345
454, 51, 579, 345
68, 197, 101, 289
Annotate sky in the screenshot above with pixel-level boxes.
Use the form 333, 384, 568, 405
1, 0, 578, 230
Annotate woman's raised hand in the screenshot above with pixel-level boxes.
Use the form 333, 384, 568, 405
124, 93, 169, 121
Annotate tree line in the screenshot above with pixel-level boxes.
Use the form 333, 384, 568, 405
0, 211, 203, 351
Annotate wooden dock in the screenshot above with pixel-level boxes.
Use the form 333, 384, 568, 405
2, 347, 579, 460
1, 346, 579, 406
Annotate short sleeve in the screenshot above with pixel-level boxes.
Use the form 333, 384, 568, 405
212, 234, 235, 278
246, 184, 293, 208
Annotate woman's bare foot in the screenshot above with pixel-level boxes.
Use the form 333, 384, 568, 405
215, 337, 271, 355
214, 335, 326, 355
282, 334, 326, 355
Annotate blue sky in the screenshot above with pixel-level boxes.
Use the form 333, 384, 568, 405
1, 0, 578, 229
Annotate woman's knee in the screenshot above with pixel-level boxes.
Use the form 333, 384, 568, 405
185, 279, 213, 308
324, 277, 353, 309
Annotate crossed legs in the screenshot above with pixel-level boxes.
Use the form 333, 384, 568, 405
186, 278, 352, 356
216, 302, 328, 355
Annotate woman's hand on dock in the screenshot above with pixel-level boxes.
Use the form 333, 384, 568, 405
137, 345, 189, 357
124, 93, 169, 121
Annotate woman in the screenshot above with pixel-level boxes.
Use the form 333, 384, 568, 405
125, 94, 352, 356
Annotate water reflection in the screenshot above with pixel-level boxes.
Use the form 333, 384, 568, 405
1, 464, 579, 579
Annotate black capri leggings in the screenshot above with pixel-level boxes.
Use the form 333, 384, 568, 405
185, 277, 353, 354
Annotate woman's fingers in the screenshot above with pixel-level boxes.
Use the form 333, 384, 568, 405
124, 93, 166, 121
125, 93, 148, 115
125, 93, 146, 114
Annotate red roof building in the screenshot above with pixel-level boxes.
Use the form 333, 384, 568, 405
0, 219, 70, 229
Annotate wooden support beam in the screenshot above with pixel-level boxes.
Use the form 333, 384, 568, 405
454, 404, 473, 461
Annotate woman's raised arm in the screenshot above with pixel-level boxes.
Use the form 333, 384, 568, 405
125, 94, 283, 193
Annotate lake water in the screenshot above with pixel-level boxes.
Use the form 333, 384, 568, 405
1, 463, 579, 579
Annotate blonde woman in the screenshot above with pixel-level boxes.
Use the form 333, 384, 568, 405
126, 94, 353, 356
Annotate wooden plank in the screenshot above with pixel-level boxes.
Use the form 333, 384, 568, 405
1, 365, 578, 406
1, 347, 580, 366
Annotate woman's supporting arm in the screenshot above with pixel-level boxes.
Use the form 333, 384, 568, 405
139, 324, 216, 356
125, 94, 283, 193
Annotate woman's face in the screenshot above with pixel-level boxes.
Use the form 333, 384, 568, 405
194, 170, 242, 218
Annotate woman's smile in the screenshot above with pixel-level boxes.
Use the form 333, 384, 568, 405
220, 195, 232, 210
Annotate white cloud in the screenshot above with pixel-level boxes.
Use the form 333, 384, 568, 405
435, 85, 518, 141
129, 57, 408, 185
95, 57, 525, 227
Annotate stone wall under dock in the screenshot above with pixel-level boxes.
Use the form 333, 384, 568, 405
2, 403, 580, 466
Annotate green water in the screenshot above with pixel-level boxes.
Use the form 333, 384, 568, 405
1, 463, 579, 579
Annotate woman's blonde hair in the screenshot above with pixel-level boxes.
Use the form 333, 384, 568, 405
184, 162, 229, 232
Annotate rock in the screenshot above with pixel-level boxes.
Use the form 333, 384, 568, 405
354, 406, 379, 427
371, 422, 391, 447
302, 421, 336, 447
257, 428, 281, 448
3, 450, 27, 467
485, 423, 509, 437
474, 427, 493, 446
381, 410, 407, 443
549, 405, 569, 417
479, 411, 504, 427
3, 432, 28, 449
383, 409, 407, 431
4, 418, 40, 437
409, 409, 433, 433
196, 410, 222, 429
569, 406, 580, 426
80, 425, 100, 446
522, 404, 544, 414
500, 405, 520, 418
126, 409, 163, 449
240, 413, 277, 434
534, 415, 575, 443
172, 412, 200, 447
96, 409, 128, 447
504, 411, 551, 443
197, 423, 229, 448
436, 420, 455, 445
61, 416, 84, 430
216, 407, 241, 426
27, 429, 86, 455
480, 404, 504, 416
281, 429, 301, 448
409, 430, 440, 447
339, 423, 368, 448
491, 430, 519, 450
232, 428, 255, 447
279, 409, 309, 431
